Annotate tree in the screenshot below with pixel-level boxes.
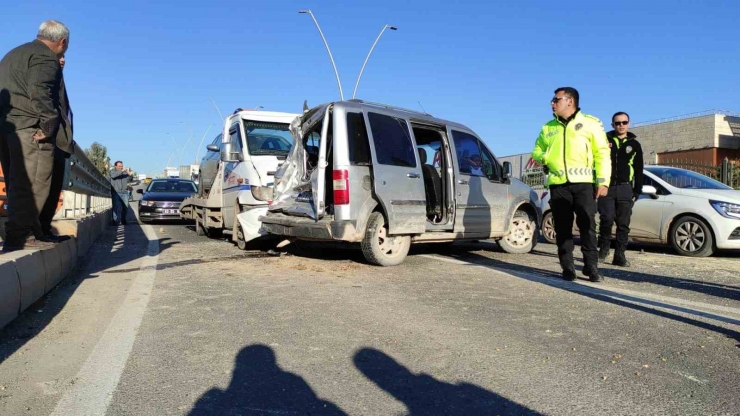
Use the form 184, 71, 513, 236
84, 142, 110, 175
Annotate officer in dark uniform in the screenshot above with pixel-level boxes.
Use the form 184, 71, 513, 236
598, 112, 644, 267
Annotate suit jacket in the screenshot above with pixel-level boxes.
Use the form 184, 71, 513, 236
56, 76, 74, 155
0, 39, 72, 153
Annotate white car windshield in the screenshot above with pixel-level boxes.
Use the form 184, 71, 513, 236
646, 167, 732, 190
244, 121, 293, 156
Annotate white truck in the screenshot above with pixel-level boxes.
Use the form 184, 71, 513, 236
179, 109, 298, 249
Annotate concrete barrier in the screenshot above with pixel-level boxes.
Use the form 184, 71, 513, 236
0, 261, 20, 329
13, 250, 48, 311
0, 209, 111, 329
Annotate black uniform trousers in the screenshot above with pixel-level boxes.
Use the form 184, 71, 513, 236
549, 182, 598, 271
598, 183, 634, 251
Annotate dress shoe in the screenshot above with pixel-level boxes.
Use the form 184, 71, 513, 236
2, 237, 55, 252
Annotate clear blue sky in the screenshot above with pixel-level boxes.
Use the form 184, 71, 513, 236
3, 0, 739, 177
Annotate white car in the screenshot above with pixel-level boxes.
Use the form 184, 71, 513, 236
540, 166, 740, 257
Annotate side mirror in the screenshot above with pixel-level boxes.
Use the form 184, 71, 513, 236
220, 142, 242, 162
136, 189, 143, 194
642, 184, 659, 199
206, 144, 219, 152
503, 161, 512, 179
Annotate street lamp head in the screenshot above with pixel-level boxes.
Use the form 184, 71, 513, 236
387, 25, 398, 30
299, 10, 310, 14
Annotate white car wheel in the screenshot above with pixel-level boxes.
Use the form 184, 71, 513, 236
542, 212, 556, 244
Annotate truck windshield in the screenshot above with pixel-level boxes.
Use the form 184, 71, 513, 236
243, 121, 294, 156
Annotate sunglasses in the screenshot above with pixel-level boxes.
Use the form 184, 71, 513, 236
613, 121, 629, 126
551, 97, 569, 103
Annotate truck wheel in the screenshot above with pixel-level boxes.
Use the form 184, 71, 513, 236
235, 221, 246, 250
499, 209, 538, 254
196, 219, 207, 237
361, 212, 410, 266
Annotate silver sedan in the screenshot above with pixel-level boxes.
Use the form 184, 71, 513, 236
540, 166, 740, 257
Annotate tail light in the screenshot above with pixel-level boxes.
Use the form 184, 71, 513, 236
333, 169, 349, 205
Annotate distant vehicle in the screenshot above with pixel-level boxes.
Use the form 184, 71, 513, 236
164, 167, 179, 178
260, 100, 541, 266
180, 164, 198, 182
540, 166, 740, 257
138, 173, 147, 181
137, 179, 197, 222
180, 109, 299, 249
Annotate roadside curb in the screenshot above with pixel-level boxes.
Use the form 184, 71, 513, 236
0, 209, 111, 329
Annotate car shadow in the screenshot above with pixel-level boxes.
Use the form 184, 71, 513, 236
433, 248, 740, 345
354, 347, 541, 415
0, 205, 178, 364
188, 344, 347, 415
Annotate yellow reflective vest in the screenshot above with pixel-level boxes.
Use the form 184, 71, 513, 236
531, 111, 611, 187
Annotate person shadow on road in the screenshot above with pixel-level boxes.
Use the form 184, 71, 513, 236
353, 348, 541, 416
189, 344, 346, 415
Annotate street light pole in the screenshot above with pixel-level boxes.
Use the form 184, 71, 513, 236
194, 124, 213, 164
299, 10, 345, 100
353, 24, 397, 99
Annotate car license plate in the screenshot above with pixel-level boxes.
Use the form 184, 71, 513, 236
164, 209, 178, 214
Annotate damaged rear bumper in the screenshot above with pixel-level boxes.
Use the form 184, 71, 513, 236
259, 212, 359, 241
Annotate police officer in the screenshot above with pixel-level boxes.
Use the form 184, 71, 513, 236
598, 112, 644, 267
532, 87, 611, 282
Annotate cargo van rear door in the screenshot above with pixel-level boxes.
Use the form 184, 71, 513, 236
364, 111, 426, 234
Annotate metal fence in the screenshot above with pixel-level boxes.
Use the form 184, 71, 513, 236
656, 158, 738, 189
55, 142, 112, 219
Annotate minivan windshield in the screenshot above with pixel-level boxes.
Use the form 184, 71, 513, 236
646, 167, 732, 190
243, 121, 294, 156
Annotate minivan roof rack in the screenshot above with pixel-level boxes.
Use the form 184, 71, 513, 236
347, 99, 432, 117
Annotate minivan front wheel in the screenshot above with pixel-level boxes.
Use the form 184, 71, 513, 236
361, 212, 411, 266
498, 210, 538, 254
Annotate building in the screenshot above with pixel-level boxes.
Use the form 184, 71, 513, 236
632, 110, 740, 165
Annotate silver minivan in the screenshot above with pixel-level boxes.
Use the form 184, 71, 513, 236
260, 100, 541, 266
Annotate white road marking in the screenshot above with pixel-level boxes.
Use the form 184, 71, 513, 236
419, 254, 740, 326
51, 222, 159, 416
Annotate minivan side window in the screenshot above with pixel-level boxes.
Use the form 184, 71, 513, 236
452, 130, 503, 180
367, 112, 416, 168
347, 112, 371, 165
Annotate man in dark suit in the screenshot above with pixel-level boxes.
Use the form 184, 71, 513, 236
38, 54, 74, 241
0, 20, 70, 251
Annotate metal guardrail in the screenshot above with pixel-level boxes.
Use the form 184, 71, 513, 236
55, 142, 113, 219
632, 109, 740, 128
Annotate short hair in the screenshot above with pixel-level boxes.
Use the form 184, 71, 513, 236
612, 111, 630, 123
114, 160, 123, 166
37, 20, 70, 43
554, 87, 579, 108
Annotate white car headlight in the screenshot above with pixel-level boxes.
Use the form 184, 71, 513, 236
710, 200, 740, 220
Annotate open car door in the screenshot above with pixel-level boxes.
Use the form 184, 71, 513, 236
310, 106, 332, 220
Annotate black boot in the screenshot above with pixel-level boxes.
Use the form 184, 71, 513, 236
598, 238, 610, 263
582, 264, 604, 283
612, 250, 630, 267
562, 268, 577, 281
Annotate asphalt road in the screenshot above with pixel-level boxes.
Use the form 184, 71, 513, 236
1, 207, 738, 415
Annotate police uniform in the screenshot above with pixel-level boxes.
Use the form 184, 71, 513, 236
532, 110, 611, 281
598, 131, 643, 266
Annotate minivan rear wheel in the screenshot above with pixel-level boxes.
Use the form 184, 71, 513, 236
498, 210, 538, 254
361, 212, 411, 266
